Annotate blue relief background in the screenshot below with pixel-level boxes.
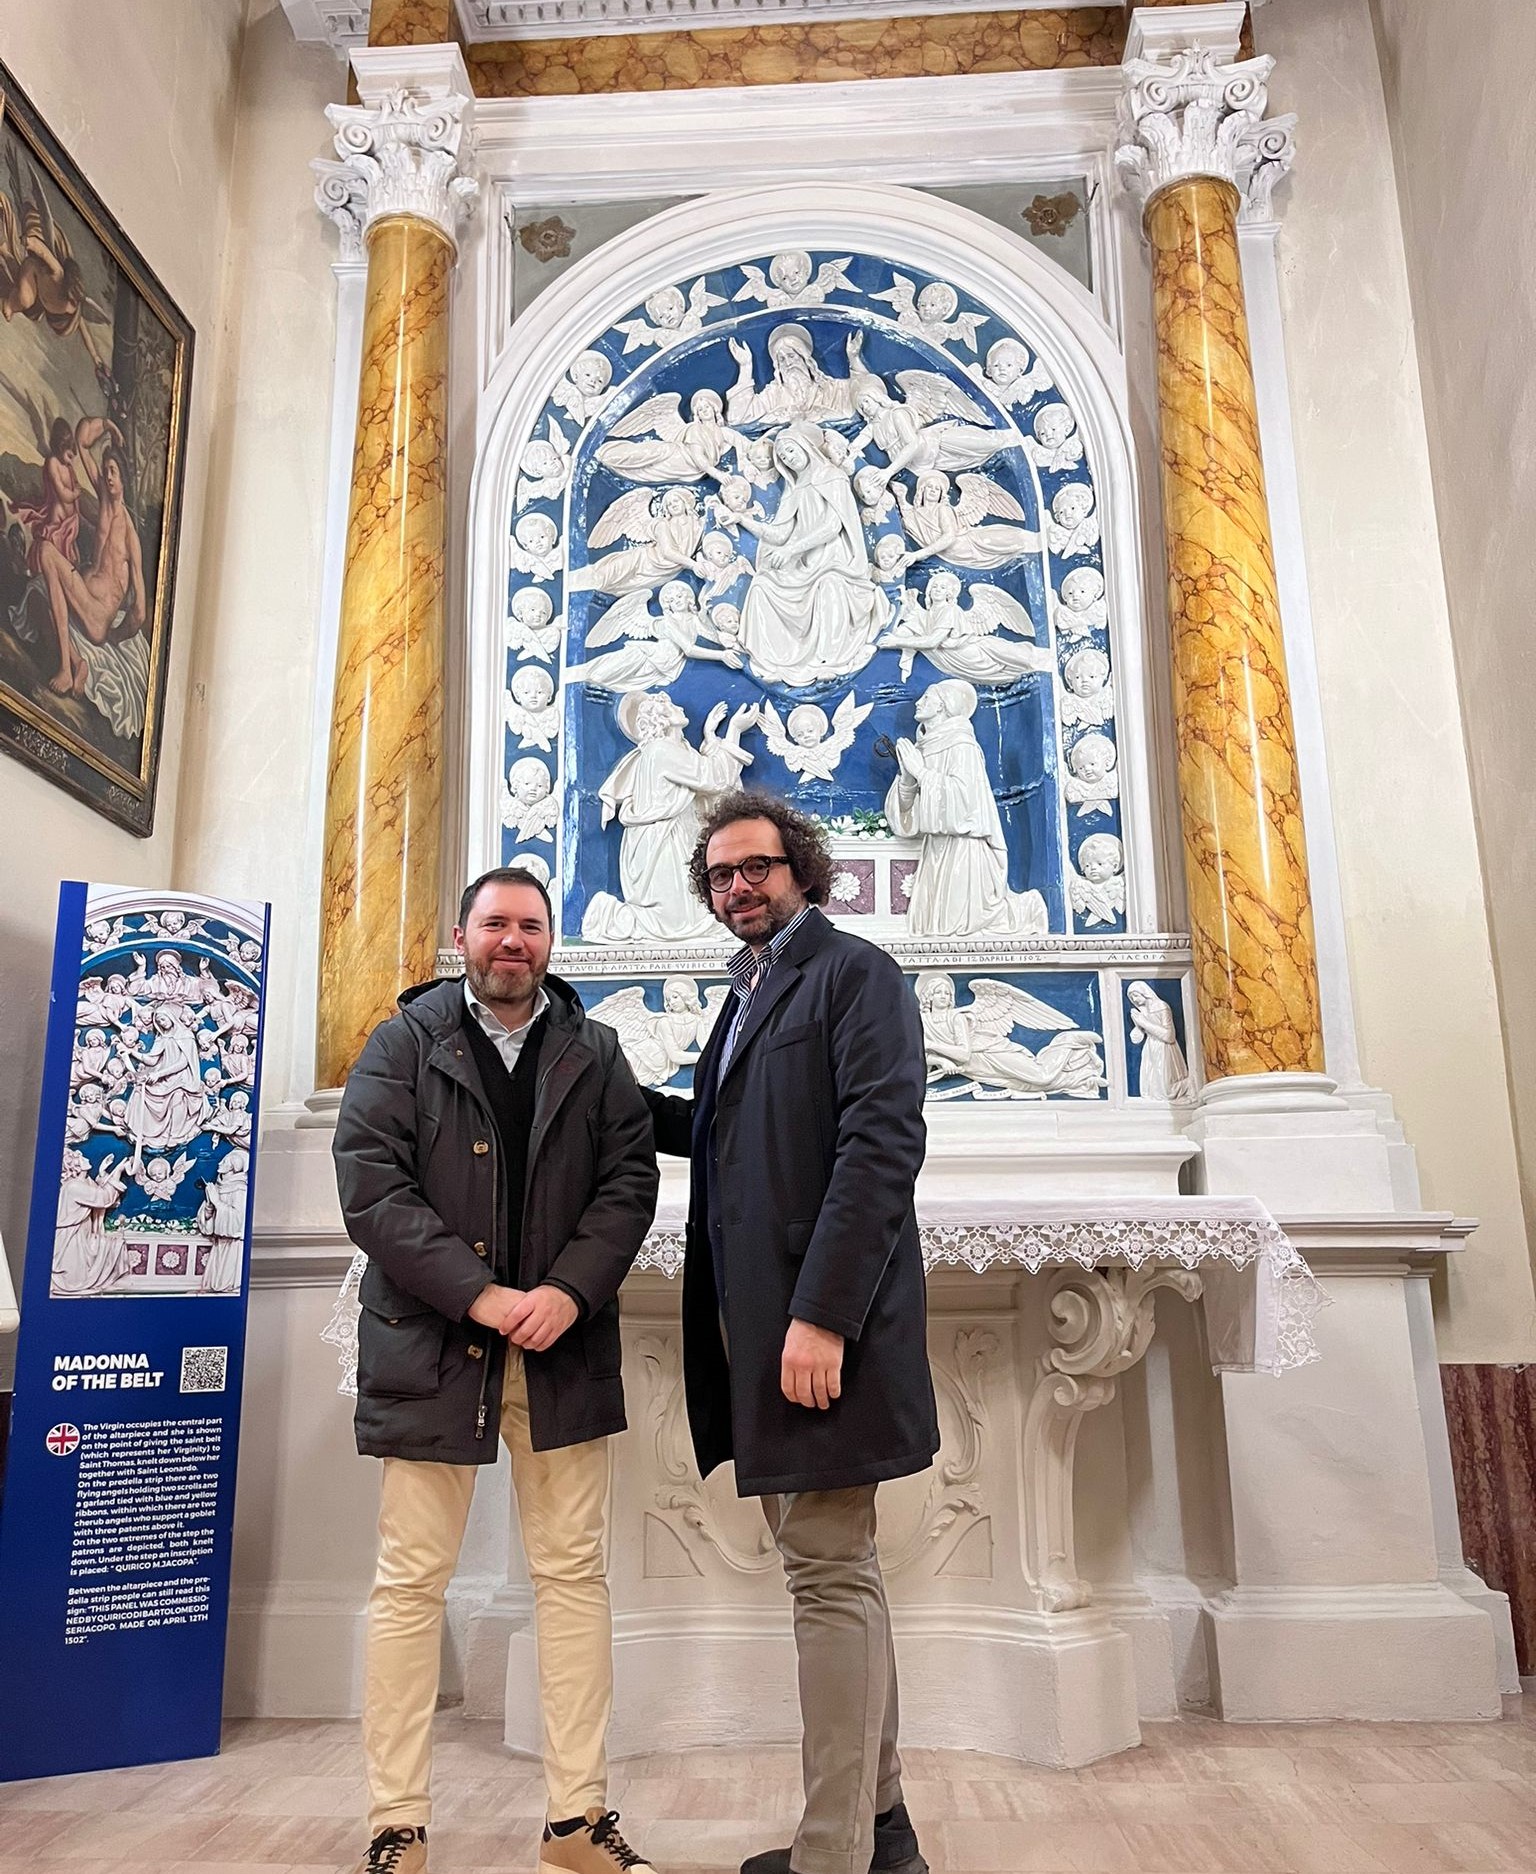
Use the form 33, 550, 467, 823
1122, 976, 1193, 1103
502, 246, 1126, 955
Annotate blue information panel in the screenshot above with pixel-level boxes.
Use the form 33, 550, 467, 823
0, 883, 270, 1780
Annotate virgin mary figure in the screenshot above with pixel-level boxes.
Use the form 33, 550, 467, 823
734, 424, 885, 685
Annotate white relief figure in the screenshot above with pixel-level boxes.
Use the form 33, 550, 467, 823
126, 949, 203, 1011
725, 323, 865, 427
207, 1088, 253, 1148
220, 934, 264, 975
198, 1149, 250, 1295
198, 963, 260, 1044
851, 375, 1007, 486
585, 978, 731, 1087
509, 512, 561, 583
854, 467, 898, 527
138, 1152, 198, 1205
616, 278, 724, 354
871, 276, 986, 353
143, 909, 205, 941
1068, 832, 1125, 927
968, 337, 1054, 410
125, 1007, 210, 1173
83, 915, 128, 950
507, 586, 563, 664
508, 852, 552, 886
871, 534, 908, 583
758, 691, 873, 784
506, 665, 560, 750
1128, 982, 1192, 1101
732, 424, 886, 685
692, 530, 752, 604
501, 757, 559, 845
707, 474, 766, 534
516, 416, 571, 509
880, 570, 1053, 686
709, 602, 742, 660
72, 1027, 113, 1089
569, 487, 704, 598
1060, 647, 1115, 728
1046, 483, 1099, 559
65, 1083, 107, 1145
1065, 732, 1119, 819
733, 252, 855, 310
899, 472, 1041, 572
884, 679, 1049, 939
552, 349, 616, 428
581, 692, 757, 945
1053, 566, 1108, 641
565, 579, 743, 692
914, 974, 1105, 1101
52, 1149, 130, 1296
595, 389, 745, 486
1025, 403, 1084, 474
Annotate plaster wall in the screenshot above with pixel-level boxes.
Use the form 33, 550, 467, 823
171, 0, 347, 1109
0, 0, 248, 1352
1369, 0, 1536, 1314
1261, 0, 1534, 1361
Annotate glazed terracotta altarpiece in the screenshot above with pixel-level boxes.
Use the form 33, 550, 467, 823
478, 202, 1196, 1110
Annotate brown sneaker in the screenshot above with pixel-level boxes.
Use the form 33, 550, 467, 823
354, 1826, 427, 1874
539, 1808, 657, 1874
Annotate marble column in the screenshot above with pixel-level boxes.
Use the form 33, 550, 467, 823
1118, 19, 1324, 1082
311, 54, 477, 1092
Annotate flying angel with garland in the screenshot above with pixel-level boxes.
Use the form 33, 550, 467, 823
516, 415, 571, 509
757, 692, 873, 784
898, 471, 1042, 572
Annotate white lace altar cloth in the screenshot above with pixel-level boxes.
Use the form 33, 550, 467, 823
322, 1194, 1321, 1393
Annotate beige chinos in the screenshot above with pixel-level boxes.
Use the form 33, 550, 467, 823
363, 1348, 612, 1831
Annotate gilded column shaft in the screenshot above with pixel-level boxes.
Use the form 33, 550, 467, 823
1145, 177, 1323, 1078
317, 214, 452, 1089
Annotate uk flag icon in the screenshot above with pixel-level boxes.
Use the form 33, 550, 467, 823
45, 1423, 80, 1457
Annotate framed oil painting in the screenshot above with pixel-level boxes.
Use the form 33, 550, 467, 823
0, 60, 193, 835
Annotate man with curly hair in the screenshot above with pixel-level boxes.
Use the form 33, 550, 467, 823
645, 789, 937, 1874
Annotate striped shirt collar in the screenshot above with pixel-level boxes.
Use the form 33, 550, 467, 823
726, 903, 813, 1001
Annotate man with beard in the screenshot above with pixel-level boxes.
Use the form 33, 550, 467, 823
333, 868, 661, 1874
643, 792, 937, 1874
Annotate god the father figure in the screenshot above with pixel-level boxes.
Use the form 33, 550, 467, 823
644, 789, 937, 1874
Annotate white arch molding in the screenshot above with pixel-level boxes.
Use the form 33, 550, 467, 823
464, 181, 1168, 943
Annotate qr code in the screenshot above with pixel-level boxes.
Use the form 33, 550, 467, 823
180, 1346, 229, 1394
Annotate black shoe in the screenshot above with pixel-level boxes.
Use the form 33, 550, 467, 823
873, 1803, 927, 1874
739, 1811, 927, 1874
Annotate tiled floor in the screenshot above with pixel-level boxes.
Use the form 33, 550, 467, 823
1, 1705, 1535, 1874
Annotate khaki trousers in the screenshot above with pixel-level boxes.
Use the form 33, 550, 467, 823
363, 1349, 612, 1831
761, 1487, 904, 1874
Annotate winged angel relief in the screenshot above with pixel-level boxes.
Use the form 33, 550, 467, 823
915, 974, 1104, 1101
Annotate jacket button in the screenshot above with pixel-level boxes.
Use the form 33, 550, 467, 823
473, 1242, 488, 1258
468, 1344, 484, 1360
473, 1140, 489, 1155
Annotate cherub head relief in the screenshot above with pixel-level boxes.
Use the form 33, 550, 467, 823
515, 513, 558, 556
1033, 404, 1075, 449
510, 665, 555, 711
571, 350, 612, 397
507, 756, 553, 805
786, 704, 829, 750
916, 281, 959, 324
511, 586, 554, 630
770, 251, 814, 295
1063, 647, 1110, 699
1068, 733, 1117, 785
1052, 484, 1093, 528
1076, 832, 1123, 884
873, 534, 907, 577
1059, 567, 1105, 616
984, 338, 1029, 387
645, 285, 687, 329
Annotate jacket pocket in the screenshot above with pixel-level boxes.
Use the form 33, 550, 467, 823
765, 1019, 821, 1054
784, 1218, 817, 1259
580, 1297, 622, 1379
357, 1299, 448, 1398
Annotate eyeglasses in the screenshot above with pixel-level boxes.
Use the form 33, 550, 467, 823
705, 855, 792, 894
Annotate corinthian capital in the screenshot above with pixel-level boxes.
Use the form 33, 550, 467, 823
313, 83, 478, 255
1116, 45, 1296, 220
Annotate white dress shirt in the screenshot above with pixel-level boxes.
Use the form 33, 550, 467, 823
463, 979, 549, 1072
